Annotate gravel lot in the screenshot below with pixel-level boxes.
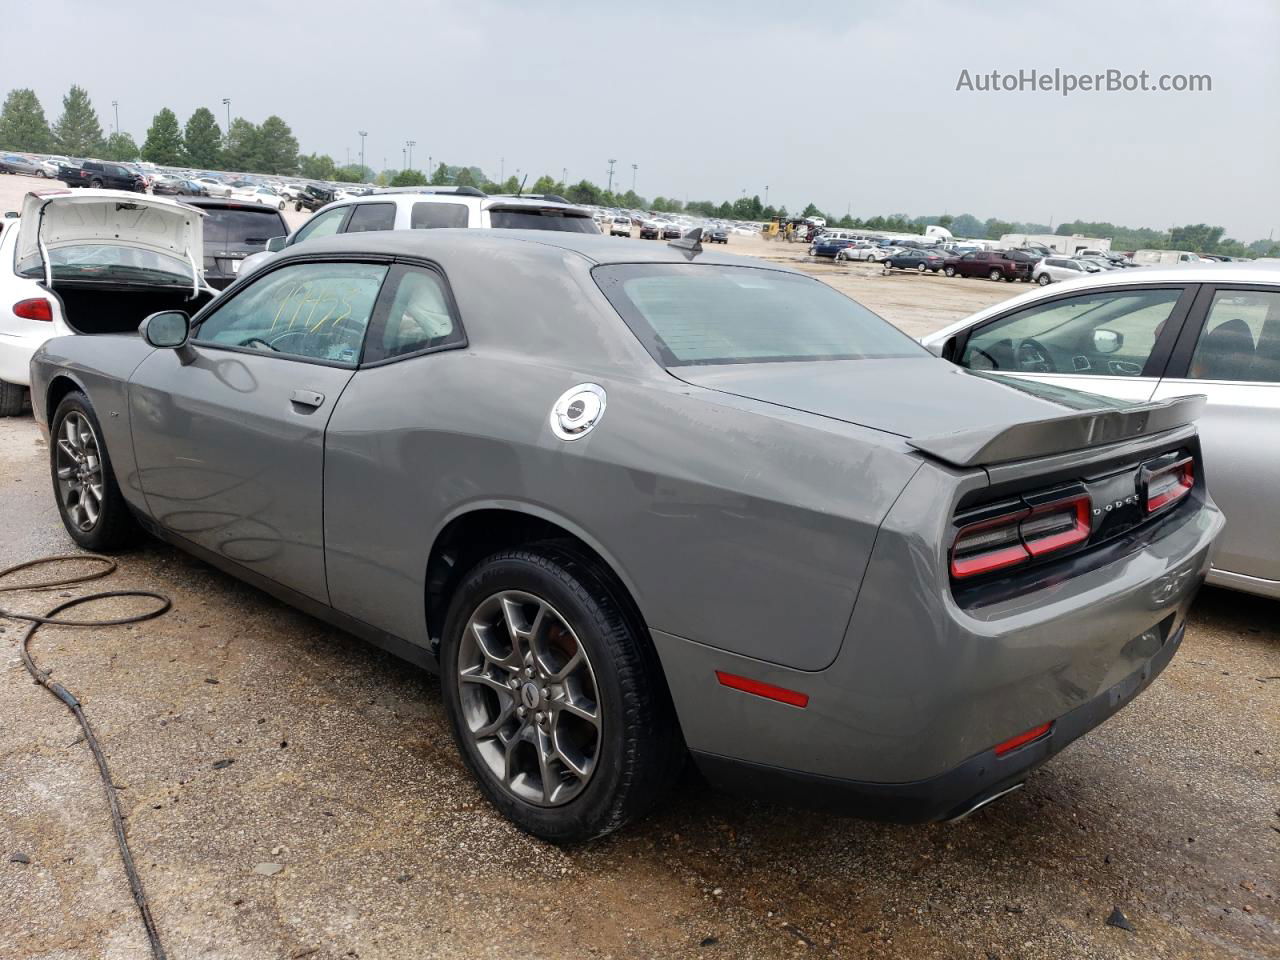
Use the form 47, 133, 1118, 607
1, 172, 1277, 959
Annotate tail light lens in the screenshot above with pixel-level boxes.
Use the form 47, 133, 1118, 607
951, 492, 1091, 579
14, 298, 53, 322
1143, 457, 1194, 513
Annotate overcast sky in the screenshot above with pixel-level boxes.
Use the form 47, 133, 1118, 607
10, 0, 1279, 239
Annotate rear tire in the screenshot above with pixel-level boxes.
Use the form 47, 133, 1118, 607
49, 391, 140, 551
441, 543, 682, 843
1038, 273, 1052, 285
0, 379, 26, 417
917, 262, 927, 272
90, 179, 103, 189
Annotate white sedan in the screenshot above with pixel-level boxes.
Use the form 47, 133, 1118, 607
231, 185, 287, 209
0, 190, 217, 416
194, 177, 233, 197
921, 263, 1280, 599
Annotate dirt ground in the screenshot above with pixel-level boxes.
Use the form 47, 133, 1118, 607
1, 173, 1277, 959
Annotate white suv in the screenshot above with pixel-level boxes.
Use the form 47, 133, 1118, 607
241, 187, 598, 276
1033, 256, 1104, 286
609, 216, 632, 237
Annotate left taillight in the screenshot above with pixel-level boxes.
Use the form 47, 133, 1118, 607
1143, 457, 1194, 513
14, 298, 53, 322
950, 491, 1092, 579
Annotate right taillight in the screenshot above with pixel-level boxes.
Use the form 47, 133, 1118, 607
14, 298, 53, 322
951, 491, 1092, 579
1143, 457, 1194, 513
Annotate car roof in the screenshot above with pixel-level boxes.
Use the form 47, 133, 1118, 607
279, 227, 789, 271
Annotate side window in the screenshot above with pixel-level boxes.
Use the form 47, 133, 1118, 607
364, 265, 463, 363
1188, 290, 1280, 383
410, 202, 469, 229
961, 253, 976, 261
960, 288, 1185, 377
193, 261, 388, 365
344, 203, 396, 233
291, 206, 349, 245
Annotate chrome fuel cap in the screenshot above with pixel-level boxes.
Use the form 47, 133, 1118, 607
550, 384, 606, 440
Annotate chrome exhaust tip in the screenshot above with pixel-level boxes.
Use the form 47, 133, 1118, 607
945, 781, 1025, 823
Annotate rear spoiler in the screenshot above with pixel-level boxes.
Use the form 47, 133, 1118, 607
908, 394, 1207, 468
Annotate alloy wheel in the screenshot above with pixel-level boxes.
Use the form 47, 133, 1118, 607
456, 590, 601, 806
55, 412, 104, 532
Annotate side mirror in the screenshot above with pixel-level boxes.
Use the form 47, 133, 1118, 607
1092, 329, 1124, 354
140, 311, 197, 365
265, 235, 288, 253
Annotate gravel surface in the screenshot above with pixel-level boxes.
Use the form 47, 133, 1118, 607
0, 186, 1276, 959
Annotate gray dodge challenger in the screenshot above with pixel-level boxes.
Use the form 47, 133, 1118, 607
29, 228, 1223, 841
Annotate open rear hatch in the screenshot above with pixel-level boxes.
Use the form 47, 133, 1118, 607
17, 189, 215, 334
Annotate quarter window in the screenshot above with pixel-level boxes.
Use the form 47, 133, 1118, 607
1188, 290, 1280, 383
411, 202, 469, 229
960, 288, 1184, 377
364, 265, 463, 363
193, 261, 388, 365
344, 203, 396, 233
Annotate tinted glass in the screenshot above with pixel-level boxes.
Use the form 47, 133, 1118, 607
1189, 290, 1280, 383
292, 206, 348, 244
594, 263, 925, 366
203, 207, 287, 251
18, 245, 191, 283
410, 202, 469, 229
345, 203, 396, 233
489, 209, 599, 233
365, 267, 462, 363
961, 288, 1183, 377
194, 261, 388, 365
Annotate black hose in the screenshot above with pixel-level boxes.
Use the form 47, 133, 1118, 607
1, 555, 172, 960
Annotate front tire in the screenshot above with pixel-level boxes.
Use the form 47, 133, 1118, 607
441, 544, 681, 843
989, 268, 1002, 281
944, 266, 956, 276
49, 391, 140, 551
0, 379, 26, 417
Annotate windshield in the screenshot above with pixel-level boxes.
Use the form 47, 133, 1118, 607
202, 207, 287, 250
594, 263, 927, 366
489, 209, 599, 233
18, 245, 192, 283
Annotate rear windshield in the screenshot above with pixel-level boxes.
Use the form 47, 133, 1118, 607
594, 263, 926, 366
18, 245, 192, 284
489, 208, 599, 233
202, 207, 287, 249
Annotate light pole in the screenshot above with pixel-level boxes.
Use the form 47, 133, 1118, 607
631, 163, 637, 192
221, 98, 231, 146
606, 159, 616, 194
765, 185, 769, 207
500, 157, 504, 181
406, 140, 416, 171
358, 130, 367, 178
111, 100, 119, 136
562, 167, 567, 186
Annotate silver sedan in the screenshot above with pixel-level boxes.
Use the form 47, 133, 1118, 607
923, 263, 1280, 599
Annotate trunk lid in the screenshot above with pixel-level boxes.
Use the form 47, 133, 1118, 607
18, 189, 206, 290
674, 357, 1205, 467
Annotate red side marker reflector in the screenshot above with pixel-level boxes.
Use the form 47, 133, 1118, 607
993, 721, 1052, 757
715, 670, 809, 708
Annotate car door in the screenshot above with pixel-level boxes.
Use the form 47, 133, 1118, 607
959, 252, 981, 277
949, 283, 1196, 402
128, 257, 391, 604
1150, 284, 1280, 591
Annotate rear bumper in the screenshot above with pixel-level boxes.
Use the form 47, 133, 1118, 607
0, 329, 51, 386
692, 620, 1185, 822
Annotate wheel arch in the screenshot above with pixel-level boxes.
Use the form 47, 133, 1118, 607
45, 371, 90, 424
424, 503, 651, 656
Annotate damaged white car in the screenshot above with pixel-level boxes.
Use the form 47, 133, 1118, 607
0, 189, 217, 415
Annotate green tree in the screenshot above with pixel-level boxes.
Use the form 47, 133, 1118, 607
0, 88, 53, 153
391, 168, 428, 187
298, 153, 337, 180
101, 132, 140, 162
334, 163, 372, 183
255, 115, 299, 175
984, 218, 1015, 240
531, 174, 561, 195
567, 180, 605, 206
141, 108, 185, 165
801, 202, 826, 220
222, 117, 260, 171
52, 85, 104, 156
454, 167, 477, 188
936, 214, 955, 230
1169, 223, 1224, 254
183, 108, 222, 168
